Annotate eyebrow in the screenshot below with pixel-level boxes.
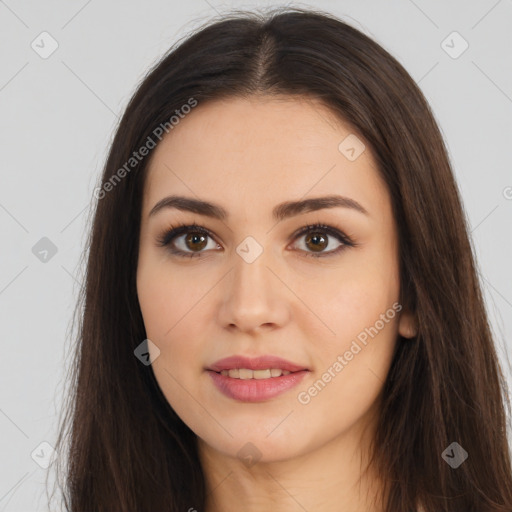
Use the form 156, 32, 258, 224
148, 194, 369, 221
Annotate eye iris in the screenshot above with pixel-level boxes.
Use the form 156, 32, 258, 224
185, 232, 207, 251
305, 232, 327, 252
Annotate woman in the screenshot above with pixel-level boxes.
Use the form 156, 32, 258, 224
51, 7, 512, 511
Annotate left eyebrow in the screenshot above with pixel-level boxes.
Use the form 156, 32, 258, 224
148, 194, 369, 221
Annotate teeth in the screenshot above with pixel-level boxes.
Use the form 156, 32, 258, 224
239, 368, 253, 380
219, 368, 292, 379
253, 369, 271, 379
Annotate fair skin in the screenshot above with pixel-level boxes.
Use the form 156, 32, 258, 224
136, 95, 417, 512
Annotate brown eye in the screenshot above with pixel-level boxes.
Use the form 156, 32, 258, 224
184, 231, 208, 252
291, 223, 354, 258
156, 223, 219, 258
304, 232, 328, 253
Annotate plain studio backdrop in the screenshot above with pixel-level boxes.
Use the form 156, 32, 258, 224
0, 0, 511, 510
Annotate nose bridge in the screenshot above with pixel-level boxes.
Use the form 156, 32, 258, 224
231, 237, 273, 306
219, 235, 288, 331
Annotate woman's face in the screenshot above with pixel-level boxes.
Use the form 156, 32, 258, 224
136, 95, 416, 464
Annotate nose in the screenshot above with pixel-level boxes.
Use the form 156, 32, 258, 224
217, 245, 290, 334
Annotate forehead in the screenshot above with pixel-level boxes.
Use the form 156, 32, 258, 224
142, 95, 390, 221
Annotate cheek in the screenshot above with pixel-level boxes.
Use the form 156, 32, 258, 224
137, 252, 198, 340
136, 261, 193, 381
297, 253, 400, 353
136, 261, 207, 426
295, 249, 400, 415
295, 294, 400, 444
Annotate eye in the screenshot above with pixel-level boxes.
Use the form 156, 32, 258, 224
156, 222, 220, 259
289, 223, 355, 258
156, 222, 355, 259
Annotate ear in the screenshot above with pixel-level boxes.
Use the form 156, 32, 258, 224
398, 308, 418, 339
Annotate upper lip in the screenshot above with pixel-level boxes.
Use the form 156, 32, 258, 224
207, 355, 309, 373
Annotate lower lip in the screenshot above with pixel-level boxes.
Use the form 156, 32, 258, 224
207, 370, 309, 402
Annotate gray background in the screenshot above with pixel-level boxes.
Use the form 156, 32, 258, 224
1, 0, 511, 510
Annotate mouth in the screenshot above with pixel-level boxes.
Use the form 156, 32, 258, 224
205, 355, 310, 402
215, 368, 293, 379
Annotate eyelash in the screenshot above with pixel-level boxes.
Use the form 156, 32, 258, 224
155, 221, 356, 259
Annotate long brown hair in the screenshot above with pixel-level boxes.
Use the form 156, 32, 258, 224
50, 7, 512, 511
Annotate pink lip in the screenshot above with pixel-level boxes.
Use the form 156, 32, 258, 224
206, 355, 310, 402
207, 355, 308, 373
207, 370, 309, 402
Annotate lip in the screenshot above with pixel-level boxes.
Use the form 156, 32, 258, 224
206, 355, 310, 402
207, 355, 308, 373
